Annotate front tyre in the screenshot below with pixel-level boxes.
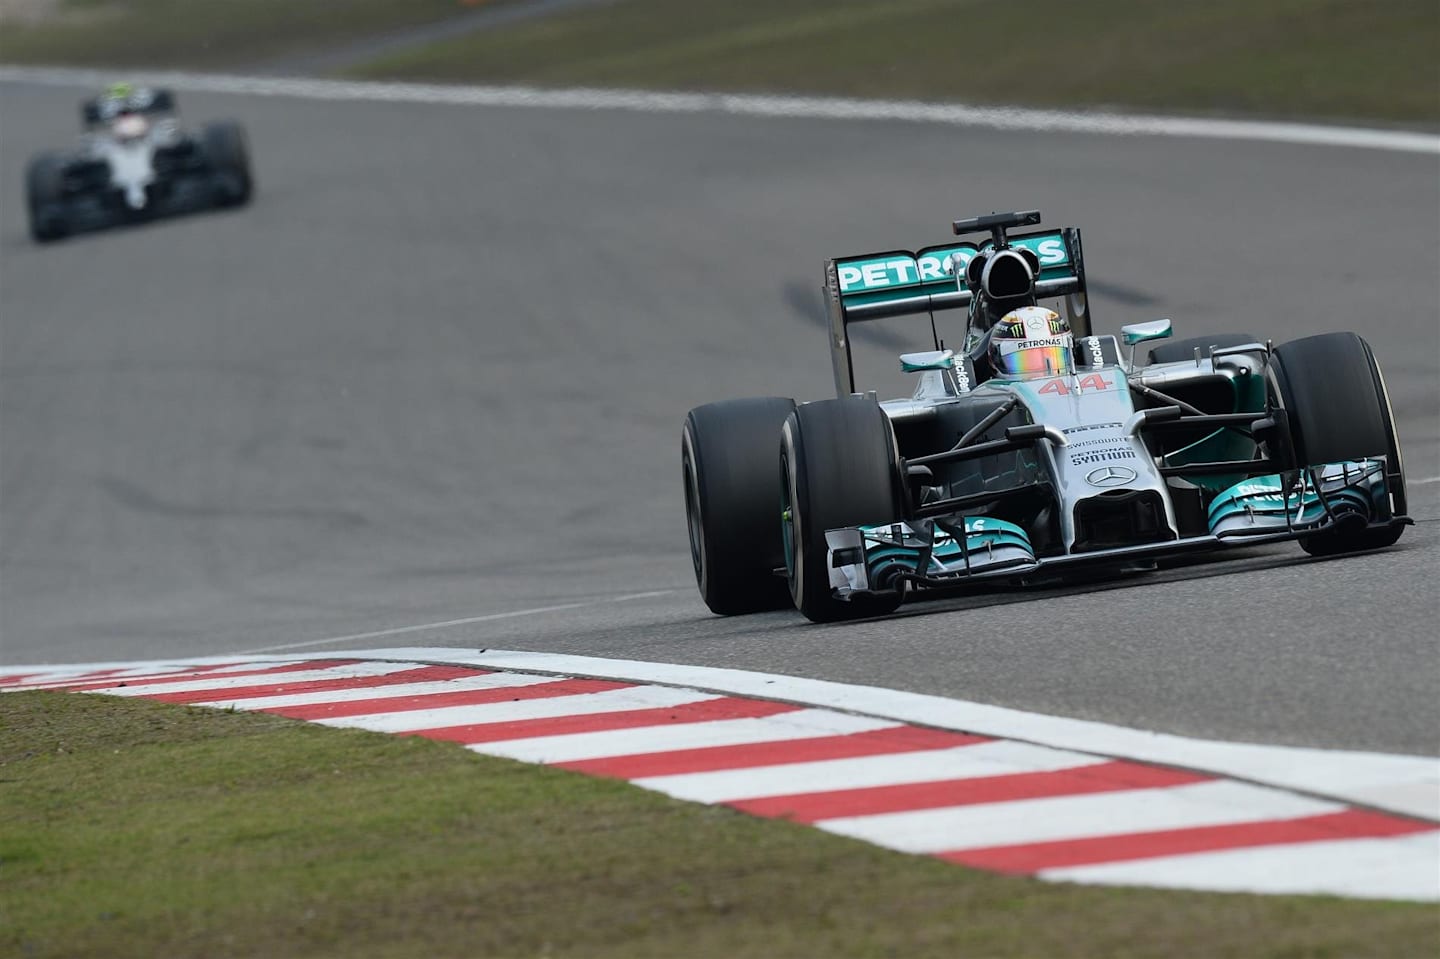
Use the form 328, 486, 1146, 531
26, 153, 70, 243
682, 397, 796, 615
202, 121, 253, 207
1269, 332, 1407, 556
781, 396, 904, 623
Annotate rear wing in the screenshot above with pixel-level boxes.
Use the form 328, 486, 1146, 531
822, 224, 1090, 396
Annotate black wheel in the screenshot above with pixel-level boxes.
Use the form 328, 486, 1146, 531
26, 153, 70, 243
1269, 332, 1407, 555
1149, 332, 1258, 364
202, 121, 253, 206
781, 396, 904, 623
682, 397, 797, 615
147, 88, 176, 113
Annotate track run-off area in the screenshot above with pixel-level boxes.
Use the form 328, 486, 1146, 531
3, 650, 1436, 900
1, 67, 1437, 900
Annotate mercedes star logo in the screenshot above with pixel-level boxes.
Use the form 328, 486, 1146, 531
1086, 465, 1138, 487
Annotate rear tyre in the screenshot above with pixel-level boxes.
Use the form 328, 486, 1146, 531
682, 397, 796, 615
1269, 332, 1406, 555
26, 153, 70, 243
1149, 332, 1258, 364
781, 397, 904, 623
202, 121, 253, 207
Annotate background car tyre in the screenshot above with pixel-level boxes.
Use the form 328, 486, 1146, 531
202, 121, 253, 207
1269, 331, 1407, 555
781, 396, 904, 623
26, 153, 70, 243
682, 397, 797, 615
1148, 332, 1258, 364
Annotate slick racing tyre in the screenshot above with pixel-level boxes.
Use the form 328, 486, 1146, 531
1148, 332, 1258, 364
781, 396, 904, 623
1269, 332, 1407, 556
202, 121, 253, 207
26, 153, 70, 243
682, 397, 796, 615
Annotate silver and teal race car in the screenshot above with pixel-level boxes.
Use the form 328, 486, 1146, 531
682, 210, 1410, 623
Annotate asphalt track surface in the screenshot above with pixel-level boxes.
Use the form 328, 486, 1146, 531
2, 79, 1437, 758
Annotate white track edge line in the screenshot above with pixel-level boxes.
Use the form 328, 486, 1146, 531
6, 646, 1436, 821
2, 66, 1436, 155
243, 590, 676, 652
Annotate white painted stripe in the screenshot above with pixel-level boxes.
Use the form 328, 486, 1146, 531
1, 66, 1435, 155
1045, 830, 1440, 902
10, 648, 1438, 822
6, 661, 286, 690
315, 684, 717, 734
85, 660, 416, 697
636, 740, 1101, 805
818, 780, 1341, 855
360, 648, 1437, 821
195, 671, 562, 710
0, 655, 277, 680
468, 709, 898, 765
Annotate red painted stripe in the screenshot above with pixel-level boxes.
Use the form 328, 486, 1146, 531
145, 664, 489, 705
49, 659, 360, 693
7, 664, 227, 689
0, 672, 53, 687
728, 761, 1210, 824
262, 678, 635, 720
558, 725, 988, 778
409, 697, 803, 745
940, 808, 1438, 874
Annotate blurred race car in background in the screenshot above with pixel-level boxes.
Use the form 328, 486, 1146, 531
25, 84, 253, 242
683, 210, 1411, 622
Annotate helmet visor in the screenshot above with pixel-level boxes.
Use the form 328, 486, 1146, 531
992, 337, 1072, 378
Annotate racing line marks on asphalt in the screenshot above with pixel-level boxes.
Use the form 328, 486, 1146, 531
239, 589, 677, 653
4, 652, 1436, 902
3, 66, 1438, 155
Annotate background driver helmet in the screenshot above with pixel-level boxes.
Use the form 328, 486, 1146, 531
988, 306, 1073, 378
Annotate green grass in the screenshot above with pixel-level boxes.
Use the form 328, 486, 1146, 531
348, 0, 1440, 125
2, 1, 1436, 124
0, 0, 516, 70
2, 691, 1436, 959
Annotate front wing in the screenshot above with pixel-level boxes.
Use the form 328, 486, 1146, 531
826, 460, 1402, 600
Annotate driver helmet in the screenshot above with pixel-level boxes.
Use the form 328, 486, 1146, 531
988, 306, 1073, 378
101, 82, 136, 113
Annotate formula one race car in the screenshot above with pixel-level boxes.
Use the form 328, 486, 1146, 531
682, 210, 1410, 622
25, 84, 253, 242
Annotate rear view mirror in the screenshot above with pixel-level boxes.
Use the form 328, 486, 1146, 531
1120, 319, 1173, 346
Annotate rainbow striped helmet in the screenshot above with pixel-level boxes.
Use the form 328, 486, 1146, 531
989, 306, 1073, 379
